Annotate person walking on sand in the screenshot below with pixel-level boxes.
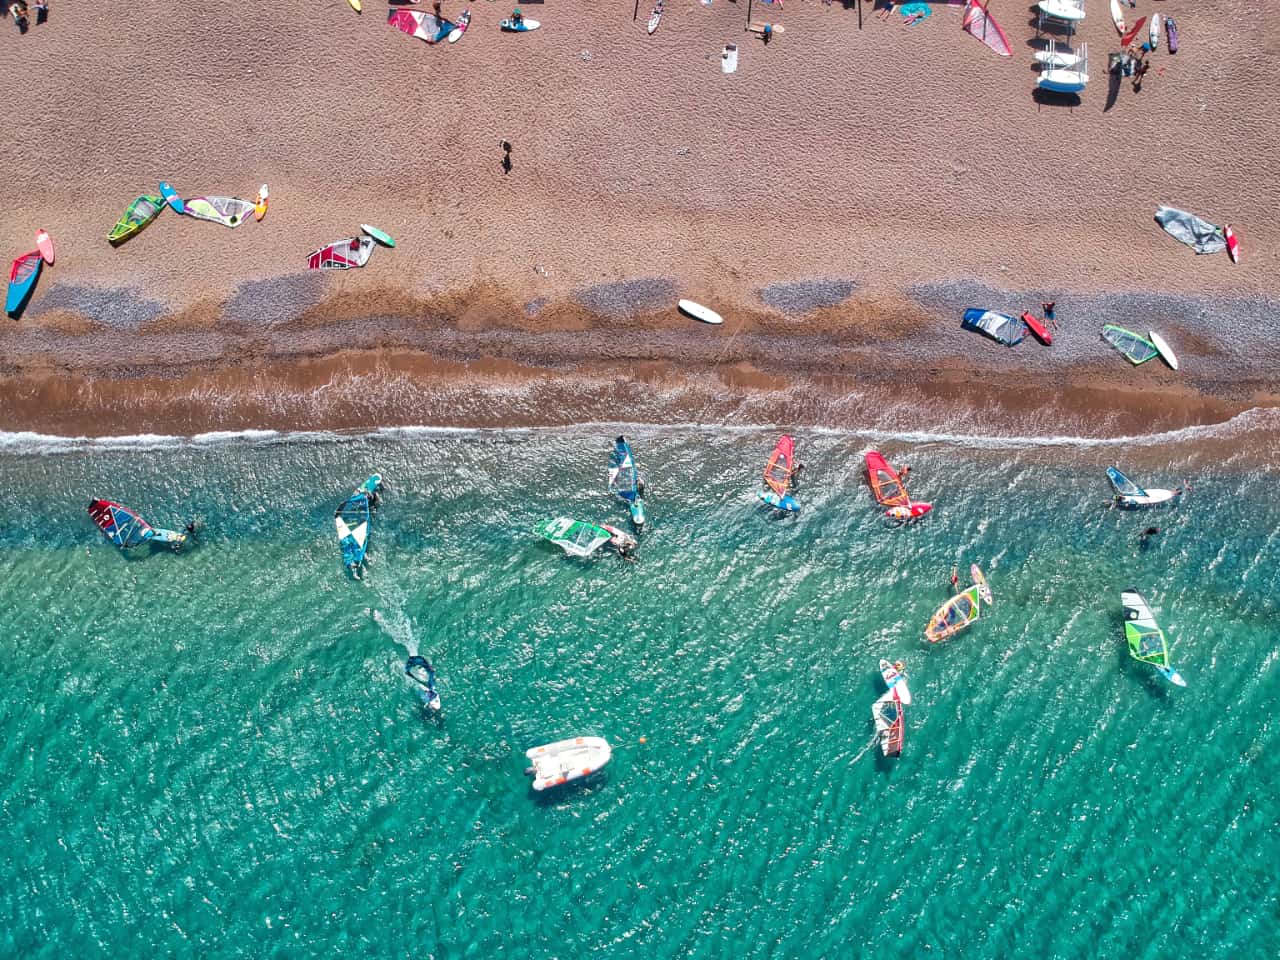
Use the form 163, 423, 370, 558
500, 139, 512, 175
1042, 302, 1056, 329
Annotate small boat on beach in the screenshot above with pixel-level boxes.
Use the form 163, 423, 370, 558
925, 564, 992, 643
758, 435, 799, 513
525, 736, 612, 791
89, 499, 188, 551
1122, 589, 1186, 687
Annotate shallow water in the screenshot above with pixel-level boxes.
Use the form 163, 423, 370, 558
0, 426, 1275, 957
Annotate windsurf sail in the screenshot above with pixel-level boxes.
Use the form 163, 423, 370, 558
961, 309, 1025, 346
1106, 466, 1145, 498
608, 437, 642, 504
925, 565, 991, 643
335, 475, 381, 574
763, 435, 795, 499
308, 237, 375, 270
183, 196, 257, 228
88, 499, 186, 549
536, 517, 613, 558
865, 451, 909, 508
108, 195, 165, 246
1122, 589, 1186, 686
388, 9, 453, 43
89, 499, 157, 548
1101, 325, 1159, 365
406, 655, 441, 709
872, 690, 905, 758
6, 250, 42, 316
1154, 206, 1227, 255
962, 0, 1012, 57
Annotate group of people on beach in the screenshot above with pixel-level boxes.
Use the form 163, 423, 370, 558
6, 0, 47, 33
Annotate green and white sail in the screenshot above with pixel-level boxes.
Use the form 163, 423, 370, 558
535, 517, 612, 558
1102, 326, 1159, 365
1121, 589, 1186, 687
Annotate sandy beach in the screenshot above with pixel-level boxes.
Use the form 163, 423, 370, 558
1, 0, 1276, 437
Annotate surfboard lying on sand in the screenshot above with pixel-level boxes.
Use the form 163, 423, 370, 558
500, 18, 539, 31
678, 300, 723, 325
1109, 0, 1125, 34
1224, 226, 1240, 264
35, 229, 54, 265
1149, 331, 1178, 371
747, 22, 785, 35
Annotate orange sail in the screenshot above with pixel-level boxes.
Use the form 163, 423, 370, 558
865, 451, 910, 508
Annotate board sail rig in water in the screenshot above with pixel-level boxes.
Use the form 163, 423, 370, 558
535, 517, 613, 558
1101, 325, 1159, 365
1106, 465, 1180, 508
607, 436, 647, 528
865, 451, 932, 519
872, 689, 905, 758
405, 655, 441, 710
88, 499, 187, 550
758, 435, 799, 512
1122, 589, 1186, 686
925, 564, 992, 643
334, 474, 383, 577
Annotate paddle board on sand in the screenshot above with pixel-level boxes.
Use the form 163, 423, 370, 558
1224, 226, 1240, 264
1020, 311, 1053, 346
747, 22, 785, 35
722, 43, 738, 75
159, 182, 185, 215
35, 229, 54, 265
678, 299, 723, 325
253, 184, 269, 221
500, 18, 539, 31
1149, 331, 1178, 370
347, 0, 361, 12
360, 224, 396, 248
1109, 0, 1125, 35
448, 9, 470, 42
1149, 13, 1160, 51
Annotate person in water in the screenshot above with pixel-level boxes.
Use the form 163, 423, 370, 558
406, 656, 439, 707
1139, 526, 1160, 544
949, 566, 959, 590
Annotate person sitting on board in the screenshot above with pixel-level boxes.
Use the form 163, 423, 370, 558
511, 6, 523, 26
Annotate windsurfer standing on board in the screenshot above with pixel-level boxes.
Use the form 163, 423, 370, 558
949, 566, 959, 590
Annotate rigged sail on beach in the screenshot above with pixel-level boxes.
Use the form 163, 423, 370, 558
962, 0, 1012, 57
962, 309, 1025, 347
1122, 589, 1186, 686
388, 9, 454, 43
307, 237, 375, 270
6, 250, 42, 316
108, 195, 165, 246
925, 565, 993, 643
1101, 325, 1159, 365
183, 196, 257, 228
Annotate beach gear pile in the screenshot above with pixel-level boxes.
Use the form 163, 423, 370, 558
108, 183, 268, 246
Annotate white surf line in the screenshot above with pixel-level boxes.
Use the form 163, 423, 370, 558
2, 406, 1276, 455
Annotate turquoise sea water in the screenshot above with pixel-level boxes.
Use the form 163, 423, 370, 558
1, 426, 1276, 958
